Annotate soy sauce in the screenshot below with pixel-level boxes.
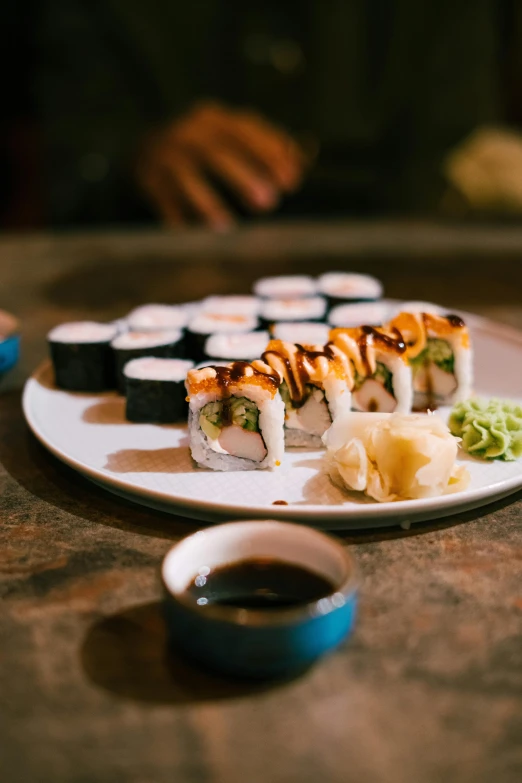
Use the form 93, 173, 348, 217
186, 558, 335, 609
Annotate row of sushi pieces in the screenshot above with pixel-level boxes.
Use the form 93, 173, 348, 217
186, 308, 473, 471
47, 271, 386, 410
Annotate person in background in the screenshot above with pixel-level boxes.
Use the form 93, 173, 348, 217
33, 1, 512, 228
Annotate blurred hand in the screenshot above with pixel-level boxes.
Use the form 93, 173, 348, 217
136, 102, 305, 229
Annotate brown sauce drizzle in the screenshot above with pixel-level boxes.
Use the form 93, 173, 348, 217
212, 361, 279, 427
262, 344, 336, 408
262, 349, 298, 400
421, 312, 465, 331
272, 500, 289, 505
446, 314, 465, 328
354, 326, 406, 376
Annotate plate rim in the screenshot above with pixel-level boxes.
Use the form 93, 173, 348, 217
22, 310, 522, 526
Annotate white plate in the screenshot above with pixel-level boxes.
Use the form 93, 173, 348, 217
23, 313, 522, 529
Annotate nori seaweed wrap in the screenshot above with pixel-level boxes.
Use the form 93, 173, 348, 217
111, 329, 185, 393
48, 322, 118, 392
124, 357, 194, 423
185, 313, 258, 363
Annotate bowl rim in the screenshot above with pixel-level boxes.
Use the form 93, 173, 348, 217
161, 519, 358, 628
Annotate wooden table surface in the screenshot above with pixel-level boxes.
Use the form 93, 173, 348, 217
2, 221, 522, 783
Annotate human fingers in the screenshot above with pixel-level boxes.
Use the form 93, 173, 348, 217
138, 165, 187, 227
183, 104, 304, 192
166, 159, 235, 230
202, 143, 279, 211
223, 111, 305, 191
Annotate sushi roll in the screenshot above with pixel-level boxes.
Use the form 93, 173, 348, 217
317, 272, 383, 311
388, 300, 446, 319
179, 301, 204, 319
124, 357, 194, 423
186, 312, 259, 363
259, 297, 327, 330
270, 321, 330, 346
328, 301, 391, 329
48, 321, 119, 392
126, 304, 188, 332
254, 275, 317, 299
186, 361, 284, 471
329, 325, 412, 414
389, 311, 473, 409
262, 340, 353, 448
201, 295, 261, 317
111, 329, 185, 393
204, 331, 270, 363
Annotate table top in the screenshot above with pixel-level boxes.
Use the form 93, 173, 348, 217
2, 220, 522, 783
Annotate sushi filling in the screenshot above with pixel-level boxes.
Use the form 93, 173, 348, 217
352, 362, 397, 413
280, 382, 332, 437
410, 338, 457, 402
199, 396, 267, 462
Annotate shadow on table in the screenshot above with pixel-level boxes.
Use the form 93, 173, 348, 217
0, 391, 199, 541
291, 456, 522, 543
81, 601, 299, 704
334, 489, 522, 544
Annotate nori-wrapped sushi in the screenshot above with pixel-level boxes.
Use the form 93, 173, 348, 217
185, 313, 258, 363
270, 321, 329, 345
328, 301, 391, 328
200, 295, 261, 317
204, 331, 270, 363
317, 273, 383, 311
48, 321, 119, 392
126, 304, 188, 332
259, 297, 327, 330
253, 275, 317, 299
124, 357, 194, 423
111, 329, 185, 393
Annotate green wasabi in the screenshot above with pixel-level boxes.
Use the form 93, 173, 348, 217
449, 398, 522, 461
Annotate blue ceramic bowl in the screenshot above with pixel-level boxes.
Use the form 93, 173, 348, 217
0, 310, 20, 377
162, 520, 358, 679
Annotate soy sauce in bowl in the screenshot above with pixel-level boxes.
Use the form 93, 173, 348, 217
162, 520, 358, 678
186, 558, 335, 610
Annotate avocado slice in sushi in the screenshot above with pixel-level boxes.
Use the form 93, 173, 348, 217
199, 396, 267, 461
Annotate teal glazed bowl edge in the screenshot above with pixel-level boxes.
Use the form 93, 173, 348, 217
0, 333, 21, 376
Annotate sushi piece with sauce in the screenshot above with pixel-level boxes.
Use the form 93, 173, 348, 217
254, 275, 317, 299
270, 321, 329, 345
186, 313, 259, 363
389, 311, 472, 409
329, 325, 412, 414
126, 304, 188, 332
317, 272, 383, 311
204, 331, 270, 363
186, 361, 284, 471
48, 321, 119, 392
259, 297, 327, 329
124, 357, 194, 423
388, 301, 446, 319
111, 329, 185, 393
262, 340, 353, 448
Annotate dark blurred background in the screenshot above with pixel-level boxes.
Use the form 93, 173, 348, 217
4, 0, 522, 230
